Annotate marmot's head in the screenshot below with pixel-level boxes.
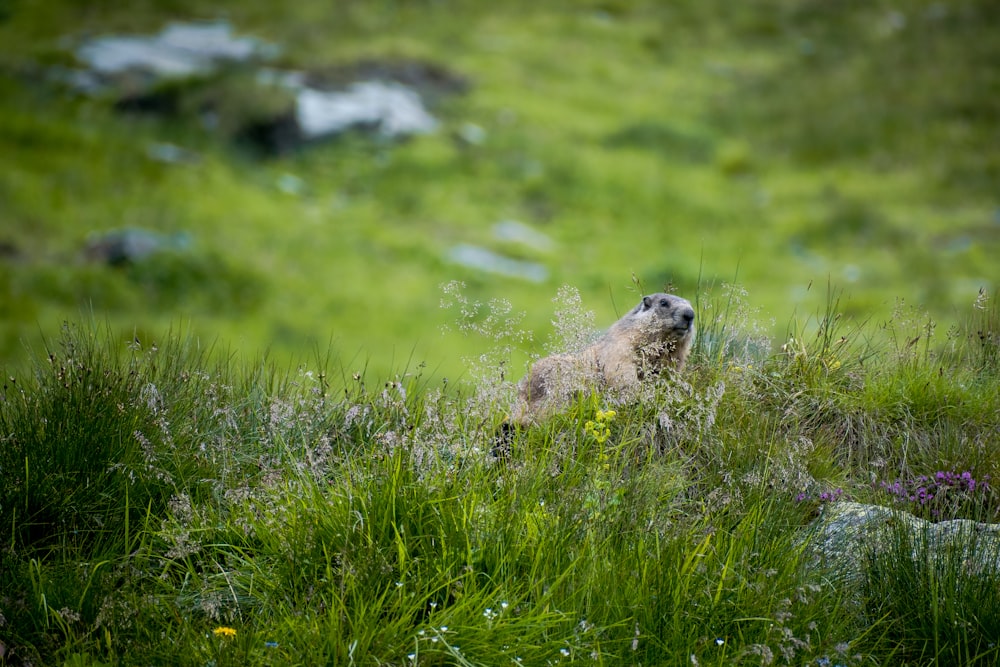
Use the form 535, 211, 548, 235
628, 292, 696, 348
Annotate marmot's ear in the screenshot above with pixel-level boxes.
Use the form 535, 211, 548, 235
642, 296, 652, 310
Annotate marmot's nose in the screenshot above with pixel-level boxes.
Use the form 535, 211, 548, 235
682, 308, 695, 325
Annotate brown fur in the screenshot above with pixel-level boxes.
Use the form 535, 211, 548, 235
512, 293, 695, 424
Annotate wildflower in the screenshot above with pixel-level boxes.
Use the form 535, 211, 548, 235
797, 488, 844, 504
879, 469, 986, 519
264, 641, 279, 648
213, 626, 237, 639
818, 489, 843, 503
584, 408, 615, 444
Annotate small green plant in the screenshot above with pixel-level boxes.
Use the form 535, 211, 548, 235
583, 407, 615, 445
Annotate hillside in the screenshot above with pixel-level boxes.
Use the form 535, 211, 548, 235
0, 0, 997, 379
0, 291, 997, 664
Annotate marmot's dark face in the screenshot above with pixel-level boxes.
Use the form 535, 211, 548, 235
638, 293, 695, 339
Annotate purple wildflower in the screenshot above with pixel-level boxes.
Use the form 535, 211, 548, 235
877, 469, 986, 520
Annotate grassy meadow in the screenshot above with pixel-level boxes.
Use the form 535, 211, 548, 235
2, 1, 1000, 665
0, 0, 997, 379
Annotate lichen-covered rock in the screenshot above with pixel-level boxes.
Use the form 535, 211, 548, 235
804, 501, 1000, 585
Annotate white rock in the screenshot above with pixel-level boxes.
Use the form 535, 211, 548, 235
296, 82, 438, 140
446, 244, 548, 282
76, 21, 276, 78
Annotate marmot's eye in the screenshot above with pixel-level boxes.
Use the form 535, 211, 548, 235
660, 299, 669, 307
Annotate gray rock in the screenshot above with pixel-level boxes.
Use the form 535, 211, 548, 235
805, 501, 1000, 585
84, 228, 191, 265
64, 25, 458, 152
76, 21, 276, 80
456, 122, 487, 146
276, 173, 306, 196
446, 244, 548, 282
146, 142, 199, 164
295, 81, 438, 140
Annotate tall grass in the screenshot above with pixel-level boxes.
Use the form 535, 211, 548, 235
862, 523, 1000, 665
0, 287, 998, 665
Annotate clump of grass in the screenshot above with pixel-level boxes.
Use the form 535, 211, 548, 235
861, 522, 1000, 666
0, 322, 176, 557
945, 287, 1000, 374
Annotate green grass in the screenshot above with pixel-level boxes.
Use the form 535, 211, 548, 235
0, 3, 998, 661
863, 524, 1000, 665
1, 287, 998, 665
0, 0, 997, 379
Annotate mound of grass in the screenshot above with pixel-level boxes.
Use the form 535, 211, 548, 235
1, 287, 997, 664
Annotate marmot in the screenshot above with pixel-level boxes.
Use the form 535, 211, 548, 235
512, 292, 695, 424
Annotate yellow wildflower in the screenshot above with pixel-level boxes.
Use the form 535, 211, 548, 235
583, 408, 617, 444
213, 627, 237, 639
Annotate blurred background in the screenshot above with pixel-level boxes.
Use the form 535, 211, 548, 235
0, 0, 997, 382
